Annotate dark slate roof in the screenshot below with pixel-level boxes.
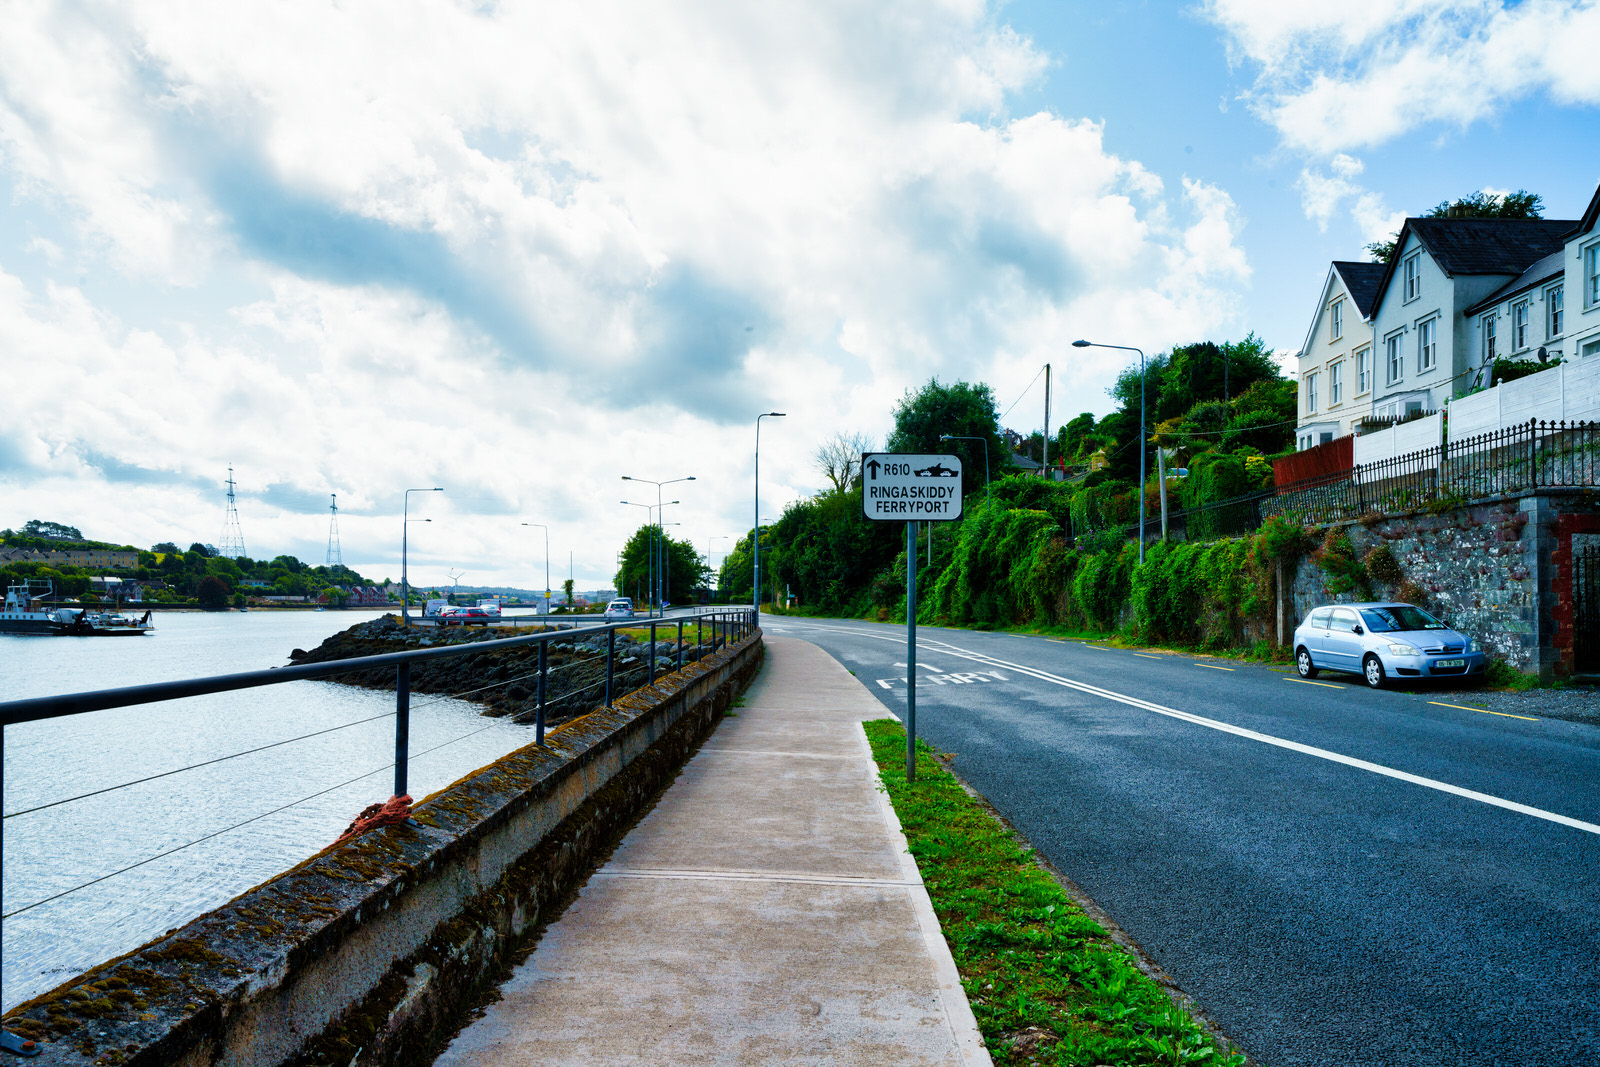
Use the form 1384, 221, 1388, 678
1463, 250, 1565, 317
1370, 216, 1575, 318
1331, 261, 1385, 318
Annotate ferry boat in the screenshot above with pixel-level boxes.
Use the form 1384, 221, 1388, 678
0, 580, 155, 636
0, 580, 59, 634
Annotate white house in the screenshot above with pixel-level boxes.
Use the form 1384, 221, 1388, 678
1562, 182, 1600, 363
1295, 260, 1384, 449
1461, 250, 1565, 377
1366, 216, 1574, 420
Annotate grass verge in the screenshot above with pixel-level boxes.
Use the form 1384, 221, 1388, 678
864, 719, 1246, 1067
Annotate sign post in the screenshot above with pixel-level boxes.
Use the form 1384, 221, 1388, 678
862, 453, 963, 781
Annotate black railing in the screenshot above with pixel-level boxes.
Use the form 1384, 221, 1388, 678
1267, 419, 1600, 526
0, 607, 756, 1001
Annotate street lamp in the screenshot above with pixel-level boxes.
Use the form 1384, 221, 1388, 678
621, 499, 680, 616
521, 522, 549, 615
754, 412, 785, 616
401, 487, 444, 624
939, 434, 991, 508
1073, 339, 1147, 564
622, 474, 695, 616
706, 535, 728, 601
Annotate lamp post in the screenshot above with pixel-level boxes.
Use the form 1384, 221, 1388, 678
754, 412, 785, 616
938, 434, 991, 508
521, 522, 549, 614
621, 499, 679, 615
401, 487, 443, 624
622, 475, 695, 616
706, 535, 728, 602
1073, 339, 1147, 564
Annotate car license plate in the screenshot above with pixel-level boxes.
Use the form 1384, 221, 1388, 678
1434, 658, 1464, 668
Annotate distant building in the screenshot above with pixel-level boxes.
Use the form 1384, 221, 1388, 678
0, 546, 140, 568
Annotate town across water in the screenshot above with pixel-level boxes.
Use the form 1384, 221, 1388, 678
1, 609, 537, 1010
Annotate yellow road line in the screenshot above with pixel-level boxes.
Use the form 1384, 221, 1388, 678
1196, 663, 1235, 671
1133, 653, 1164, 660
1086, 645, 1112, 651
1429, 700, 1538, 721
1286, 677, 1344, 689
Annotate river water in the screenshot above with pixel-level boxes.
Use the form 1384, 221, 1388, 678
0, 609, 536, 1010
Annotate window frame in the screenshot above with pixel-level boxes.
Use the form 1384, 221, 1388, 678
1329, 298, 1344, 342
1385, 331, 1405, 385
1402, 253, 1422, 303
1512, 300, 1530, 351
1329, 359, 1343, 406
1417, 316, 1437, 373
1548, 284, 1564, 338
1305, 371, 1320, 414
1585, 242, 1600, 309
1355, 345, 1371, 395
1482, 312, 1499, 362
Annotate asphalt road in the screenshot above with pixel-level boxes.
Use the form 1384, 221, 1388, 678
762, 616, 1600, 1067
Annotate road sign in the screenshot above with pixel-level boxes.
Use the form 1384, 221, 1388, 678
860, 453, 964, 523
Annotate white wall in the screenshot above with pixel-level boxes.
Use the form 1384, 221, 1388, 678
1449, 357, 1600, 442
1354, 411, 1443, 469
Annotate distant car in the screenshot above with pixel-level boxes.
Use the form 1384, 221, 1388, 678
440, 606, 491, 625
604, 598, 634, 619
1293, 602, 1487, 689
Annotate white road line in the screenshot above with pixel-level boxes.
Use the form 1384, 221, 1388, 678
908, 639, 1600, 837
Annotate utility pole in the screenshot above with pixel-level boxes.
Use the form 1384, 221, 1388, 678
326, 494, 342, 567
1042, 363, 1051, 477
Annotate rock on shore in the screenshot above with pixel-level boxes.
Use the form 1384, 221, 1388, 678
289, 614, 709, 727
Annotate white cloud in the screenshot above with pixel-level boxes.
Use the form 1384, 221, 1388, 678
1205, 0, 1600, 156
1, 0, 1251, 585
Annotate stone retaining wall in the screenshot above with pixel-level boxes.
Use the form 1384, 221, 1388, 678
4, 632, 765, 1066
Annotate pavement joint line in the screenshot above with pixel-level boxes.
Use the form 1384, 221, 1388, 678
594, 867, 923, 888
908, 637, 1600, 838
1429, 700, 1538, 721
1287, 677, 1344, 689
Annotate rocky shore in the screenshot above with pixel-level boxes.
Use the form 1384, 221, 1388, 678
289, 614, 714, 727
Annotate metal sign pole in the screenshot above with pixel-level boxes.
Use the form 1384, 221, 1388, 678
906, 519, 917, 783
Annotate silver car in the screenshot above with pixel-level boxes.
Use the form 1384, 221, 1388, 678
1293, 602, 1487, 689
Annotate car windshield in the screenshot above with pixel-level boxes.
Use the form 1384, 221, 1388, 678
1360, 605, 1445, 633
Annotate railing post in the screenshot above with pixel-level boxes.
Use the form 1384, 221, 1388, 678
1529, 418, 1538, 489
394, 661, 411, 798
536, 639, 547, 746
676, 619, 684, 671
649, 621, 657, 685
605, 628, 616, 708
697, 614, 703, 663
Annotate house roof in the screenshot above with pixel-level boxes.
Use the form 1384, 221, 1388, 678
1369, 216, 1575, 318
1462, 250, 1565, 317
1331, 261, 1385, 318
1569, 180, 1600, 239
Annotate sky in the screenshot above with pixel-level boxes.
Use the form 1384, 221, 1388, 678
3, 0, 1597, 593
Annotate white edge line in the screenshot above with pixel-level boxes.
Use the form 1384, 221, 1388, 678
857, 720, 994, 1066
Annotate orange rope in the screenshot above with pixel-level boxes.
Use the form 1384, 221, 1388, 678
334, 794, 413, 845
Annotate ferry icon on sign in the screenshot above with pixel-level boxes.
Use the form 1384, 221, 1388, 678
913, 462, 958, 477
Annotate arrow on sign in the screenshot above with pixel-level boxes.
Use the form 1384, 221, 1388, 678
865, 458, 882, 478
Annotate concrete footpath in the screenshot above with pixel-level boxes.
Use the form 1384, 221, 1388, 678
433, 634, 991, 1066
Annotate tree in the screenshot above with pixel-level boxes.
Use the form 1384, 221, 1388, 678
561, 578, 575, 611
885, 378, 1005, 492
23, 520, 83, 541
196, 575, 231, 610
813, 430, 875, 495
1367, 189, 1543, 262
615, 525, 708, 606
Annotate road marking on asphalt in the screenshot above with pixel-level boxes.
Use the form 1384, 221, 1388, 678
1287, 677, 1344, 689
1133, 653, 1164, 660
908, 639, 1600, 838
1196, 663, 1235, 671
1429, 700, 1538, 721
1086, 645, 1112, 651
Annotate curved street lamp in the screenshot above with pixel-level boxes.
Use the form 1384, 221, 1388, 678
521, 522, 550, 615
401, 487, 443, 624
1073, 339, 1147, 564
754, 412, 785, 616
622, 474, 695, 616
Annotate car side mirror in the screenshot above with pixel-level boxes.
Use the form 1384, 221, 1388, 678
1353, 625, 1363, 635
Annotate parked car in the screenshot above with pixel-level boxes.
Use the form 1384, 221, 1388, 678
604, 598, 635, 619
440, 606, 491, 625
1293, 602, 1486, 689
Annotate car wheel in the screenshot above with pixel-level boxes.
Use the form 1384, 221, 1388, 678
1363, 654, 1386, 689
1295, 647, 1318, 679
